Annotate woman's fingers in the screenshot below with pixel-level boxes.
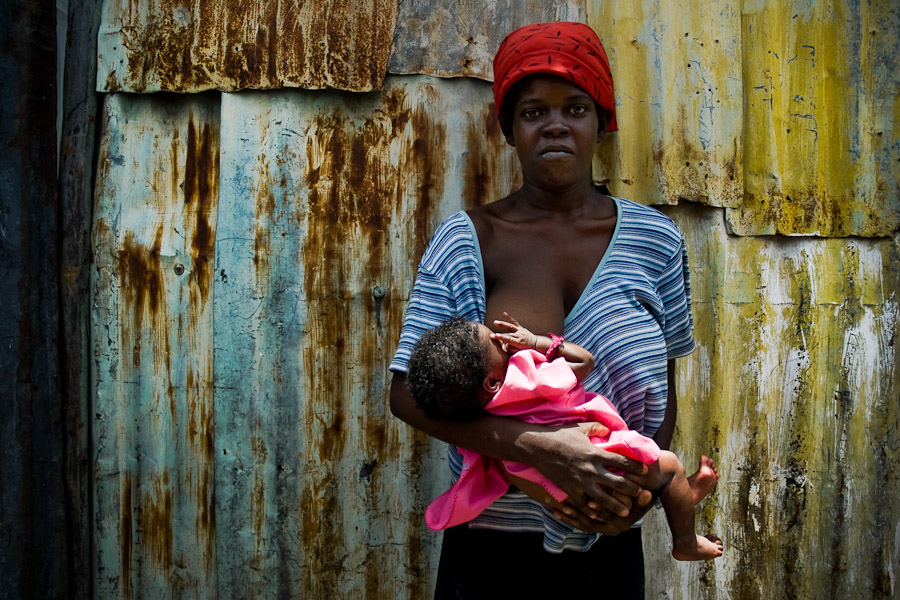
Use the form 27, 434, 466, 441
552, 502, 635, 535
596, 448, 649, 477
576, 421, 610, 439
581, 479, 633, 517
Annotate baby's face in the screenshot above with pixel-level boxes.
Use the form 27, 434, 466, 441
476, 322, 511, 376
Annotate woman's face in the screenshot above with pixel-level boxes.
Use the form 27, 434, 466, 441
505, 75, 607, 191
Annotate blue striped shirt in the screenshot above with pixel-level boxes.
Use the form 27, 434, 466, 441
390, 197, 695, 552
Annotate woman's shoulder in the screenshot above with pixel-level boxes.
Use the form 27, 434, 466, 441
431, 210, 473, 238
420, 210, 478, 270
614, 197, 685, 246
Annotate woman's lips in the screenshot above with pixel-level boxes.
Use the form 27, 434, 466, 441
540, 147, 573, 157
541, 146, 572, 156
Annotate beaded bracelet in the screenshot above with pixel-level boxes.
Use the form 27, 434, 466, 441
545, 332, 564, 361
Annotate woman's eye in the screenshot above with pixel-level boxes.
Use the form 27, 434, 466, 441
521, 108, 540, 119
570, 105, 587, 115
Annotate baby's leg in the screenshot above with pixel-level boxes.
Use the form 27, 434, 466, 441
655, 451, 723, 561
687, 455, 719, 505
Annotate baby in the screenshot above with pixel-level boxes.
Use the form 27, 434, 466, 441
407, 313, 723, 561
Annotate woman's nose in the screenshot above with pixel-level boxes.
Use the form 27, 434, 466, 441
542, 113, 569, 136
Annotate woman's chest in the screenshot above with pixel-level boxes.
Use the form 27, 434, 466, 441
479, 226, 612, 332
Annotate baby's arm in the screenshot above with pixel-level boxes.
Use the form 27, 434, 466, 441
491, 312, 595, 381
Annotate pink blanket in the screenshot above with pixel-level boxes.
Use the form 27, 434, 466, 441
425, 349, 661, 530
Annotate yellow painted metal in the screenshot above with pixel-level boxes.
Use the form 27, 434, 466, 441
591, 0, 744, 208
644, 205, 899, 598
589, 0, 899, 237
728, 0, 899, 236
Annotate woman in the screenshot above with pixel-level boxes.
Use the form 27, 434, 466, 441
389, 22, 695, 598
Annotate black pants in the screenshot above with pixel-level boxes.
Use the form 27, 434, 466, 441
434, 525, 645, 599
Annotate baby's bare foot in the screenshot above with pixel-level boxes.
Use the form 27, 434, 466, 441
687, 455, 719, 505
672, 534, 723, 561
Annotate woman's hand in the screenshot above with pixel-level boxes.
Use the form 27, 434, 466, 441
390, 374, 649, 534
522, 422, 650, 534
552, 488, 653, 534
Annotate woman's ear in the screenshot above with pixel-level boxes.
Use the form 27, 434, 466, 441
597, 116, 609, 142
483, 377, 503, 394
505, 131, 516, 147
597, 110, 612, 142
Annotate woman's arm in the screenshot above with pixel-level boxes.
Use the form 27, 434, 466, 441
390, 372, 649, 533
652, 359, 678, 450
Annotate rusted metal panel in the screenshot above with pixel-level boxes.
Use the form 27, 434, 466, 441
590, 1, 744, 208
642, 205, 900, 598
85, 3, 900, 598
387, 0, 586, 80
212, 75, 519, 598
725, 0, 900, 236
92, 92, 220, 597
90, 76, 519, 597
96, 0, 398, 93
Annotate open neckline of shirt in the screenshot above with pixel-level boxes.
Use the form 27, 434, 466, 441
460, 196, 623, 328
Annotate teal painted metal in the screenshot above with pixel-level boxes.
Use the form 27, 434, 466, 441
210, 79, 519, 597
91, 77, 521, 598
92, 93, 220, 596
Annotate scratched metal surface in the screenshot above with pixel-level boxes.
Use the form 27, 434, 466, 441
387, 0, 586, 80
96, 0, 398, 93
726, 0, 900, 236
91, 76, 520, 597
591, 1, 744, 209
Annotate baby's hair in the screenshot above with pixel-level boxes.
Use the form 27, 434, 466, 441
407, 316, 489, 421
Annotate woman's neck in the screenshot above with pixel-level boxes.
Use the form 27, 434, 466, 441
512, 176, 605, 217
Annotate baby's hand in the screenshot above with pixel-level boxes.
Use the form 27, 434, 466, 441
491, 312, 538, 352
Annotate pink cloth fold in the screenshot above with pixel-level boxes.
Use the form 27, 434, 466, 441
425, 349, 661, 530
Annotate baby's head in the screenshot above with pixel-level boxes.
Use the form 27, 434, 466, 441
407, 317, 510, 420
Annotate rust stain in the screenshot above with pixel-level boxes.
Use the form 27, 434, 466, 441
298, 473, 342, 594
462, 103, 499, 210
185, 117, 219, 305
118, 227, 165, 370
250, 428, 268, 576
295, 83, 452, 585
120, 471, 133, 599
141, 471, 174, 568
253, 152, 275, 292
103, 0, 398, 92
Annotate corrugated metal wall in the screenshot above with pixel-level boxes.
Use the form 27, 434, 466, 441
84, 0, 898, 598
0, 1, 68, 597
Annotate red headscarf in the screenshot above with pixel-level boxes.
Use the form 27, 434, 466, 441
493, 22, 618, 131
